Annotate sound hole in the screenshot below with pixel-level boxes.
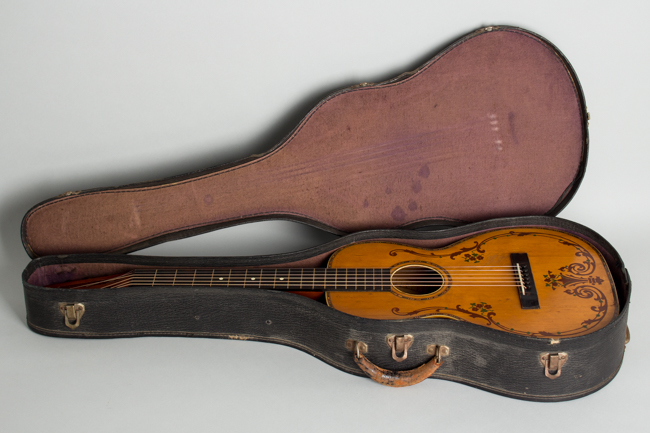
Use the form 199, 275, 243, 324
391, 265, 443, 296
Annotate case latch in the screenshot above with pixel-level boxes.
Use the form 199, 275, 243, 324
540, 352, 568, 379
386, 334, 414, 362
58, 303, 85, 329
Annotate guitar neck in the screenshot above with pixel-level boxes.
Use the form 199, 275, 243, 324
99, 268, 393, 292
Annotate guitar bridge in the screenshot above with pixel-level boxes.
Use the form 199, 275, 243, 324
510, 253, 540, 309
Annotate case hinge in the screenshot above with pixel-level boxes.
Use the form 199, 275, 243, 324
540, 352, 568, 379
58, 303, 85, 329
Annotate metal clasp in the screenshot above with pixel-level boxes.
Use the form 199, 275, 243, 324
426, 344, 450, 363
540, 352, 568, 379
58, 303, 85, 329
386, 334, 414, 362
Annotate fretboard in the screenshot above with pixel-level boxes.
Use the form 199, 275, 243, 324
130, 268, 392, 292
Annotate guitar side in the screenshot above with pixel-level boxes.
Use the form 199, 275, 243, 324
325, 228, 618, 338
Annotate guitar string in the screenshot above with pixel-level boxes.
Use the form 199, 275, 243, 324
67, 265, 538, 289
70, 277, 529, 288
102, 281, 527, 289
127, 270, 524, 280
97, 277, 529, 289
92, 272, 530, 289
125, 274, 523, 283
116, 269, 526, 283
91, 275, 530, 288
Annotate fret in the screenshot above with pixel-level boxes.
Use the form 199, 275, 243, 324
152, 269, 158, 287
366, 268, 371, 291
258, 269, 263, 288
354, 269, 359, 290
363, 268, 367, 291
221, 270, 230, 286
273, 269, 277, 289
246, 269, 262, 288
165, 269, 181, 286
209, 269, 214, 287
323, 269, 335, 291
287, 269, 291, 289
346, 269, 356, 291
212, 269, 228, 286
381, 269, 389, 291
219, 269, 231, 287
167, 269, 182, 286
300, 269, 303, 289
315, 269, 327, 291
311, 268, 316, 290
275, 269, 290, 290
242, 269, 248, 288
374, 269, 379, 291
195, 269, 212, 286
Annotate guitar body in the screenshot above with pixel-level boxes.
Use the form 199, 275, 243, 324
326, 228, 618, 338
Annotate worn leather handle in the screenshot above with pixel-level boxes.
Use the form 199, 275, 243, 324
353, 342, 443, 387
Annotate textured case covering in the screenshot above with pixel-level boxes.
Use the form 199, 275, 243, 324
22, 217, 630, 401
20, 27, 630, 400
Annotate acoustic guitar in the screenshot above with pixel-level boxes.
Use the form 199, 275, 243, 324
50, 228, 618, 338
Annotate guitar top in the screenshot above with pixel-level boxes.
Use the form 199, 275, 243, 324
326, 228, 618, 338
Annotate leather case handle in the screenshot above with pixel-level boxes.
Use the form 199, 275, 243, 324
352, 341, 444, 387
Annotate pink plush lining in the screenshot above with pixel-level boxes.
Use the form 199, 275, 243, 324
24, 29, 584, 256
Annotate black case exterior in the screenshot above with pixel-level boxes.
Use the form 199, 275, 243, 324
19, 26, 629, 401
22, 216, 631, 401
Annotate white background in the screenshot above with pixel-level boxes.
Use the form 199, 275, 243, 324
1, 1, 648, 431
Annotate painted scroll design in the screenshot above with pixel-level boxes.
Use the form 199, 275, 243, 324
388, 230, 537, 260
389, 230, 609, 337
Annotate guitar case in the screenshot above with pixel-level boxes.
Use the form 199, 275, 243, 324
20, 26, 631, 401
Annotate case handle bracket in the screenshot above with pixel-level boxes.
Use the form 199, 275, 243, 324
347, 340, 449, 387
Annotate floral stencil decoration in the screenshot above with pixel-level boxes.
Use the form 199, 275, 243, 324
463, 253, 484, 263
470, 302, 493, 315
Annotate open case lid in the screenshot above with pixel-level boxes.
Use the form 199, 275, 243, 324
21, 26, 588, 258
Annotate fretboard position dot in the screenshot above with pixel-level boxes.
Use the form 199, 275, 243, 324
219, 278, 223, 280
279, 278, 284, 281
251, 277, 255, 280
